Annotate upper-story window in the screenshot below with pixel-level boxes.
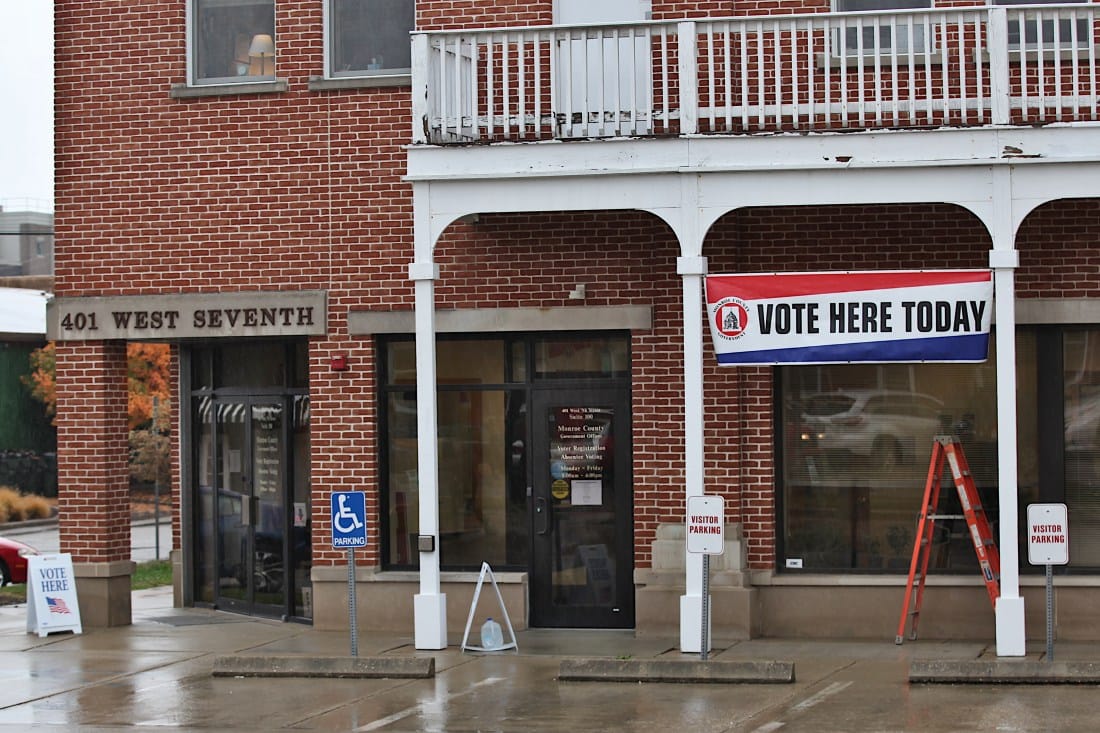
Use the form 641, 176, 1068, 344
993, 0, 1091, 50
190, 0, 276, 85
833, 0, 932, 55
327, 0, 415, 78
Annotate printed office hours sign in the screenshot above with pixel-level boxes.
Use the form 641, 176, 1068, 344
1027, 503, 1068, 565
331, 491, 368, 548
686, 496, 725, 555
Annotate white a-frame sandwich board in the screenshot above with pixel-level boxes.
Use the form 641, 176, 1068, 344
27, 554, 83, 637
461, 562, 518, 652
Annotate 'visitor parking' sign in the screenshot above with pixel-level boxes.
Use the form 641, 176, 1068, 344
1027, 503, 1069, 566
687, 496, 725, 555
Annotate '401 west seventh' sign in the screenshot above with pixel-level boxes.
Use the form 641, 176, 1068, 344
705, 270, 993, 365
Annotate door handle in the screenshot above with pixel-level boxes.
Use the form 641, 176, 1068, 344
241, 496, 258, 526
535, 497, 550, 535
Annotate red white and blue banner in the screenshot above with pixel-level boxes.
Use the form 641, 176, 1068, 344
705, 270, 993, 365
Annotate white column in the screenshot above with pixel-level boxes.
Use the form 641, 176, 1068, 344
677, 254, 708, 652
990, 167, 1025, 656
411, 186, 447, 650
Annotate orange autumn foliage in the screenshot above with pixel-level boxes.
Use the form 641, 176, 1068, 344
24, 342, 172, 430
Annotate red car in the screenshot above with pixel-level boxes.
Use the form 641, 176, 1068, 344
0, 537, 39, 586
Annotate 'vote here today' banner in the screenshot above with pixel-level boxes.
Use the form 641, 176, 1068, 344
705, 270, 993, 365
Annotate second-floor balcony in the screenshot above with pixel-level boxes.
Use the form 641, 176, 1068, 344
412, 5, 1100, 145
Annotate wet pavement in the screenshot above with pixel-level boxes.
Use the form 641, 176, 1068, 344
0, 587, 1098, 731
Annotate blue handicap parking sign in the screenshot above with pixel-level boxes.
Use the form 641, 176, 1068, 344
331, 492, 368, 548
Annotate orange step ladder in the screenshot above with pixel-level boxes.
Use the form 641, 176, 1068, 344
895, 435, 1000, 644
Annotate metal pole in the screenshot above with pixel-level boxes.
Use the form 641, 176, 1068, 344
701, 554, 710, 661
153, 396, 161, 561
348, 548, 358, 657
1046, 563, 1054, 662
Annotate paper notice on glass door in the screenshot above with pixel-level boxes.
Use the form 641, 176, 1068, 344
572, 480, 602, 506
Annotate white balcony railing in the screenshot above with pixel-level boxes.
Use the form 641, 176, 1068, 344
412, 5, 1100, 144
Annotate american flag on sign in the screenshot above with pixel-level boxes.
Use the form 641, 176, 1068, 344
46, 597, 71, 615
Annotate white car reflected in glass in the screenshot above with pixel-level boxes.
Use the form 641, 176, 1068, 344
800, 389, 947, 470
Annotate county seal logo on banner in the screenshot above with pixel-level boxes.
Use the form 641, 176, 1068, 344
705, 270, 993, 365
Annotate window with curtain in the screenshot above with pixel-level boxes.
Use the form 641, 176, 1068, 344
191, 0, 276, 85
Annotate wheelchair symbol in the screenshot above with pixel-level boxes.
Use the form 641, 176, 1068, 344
333, 494, 364, 534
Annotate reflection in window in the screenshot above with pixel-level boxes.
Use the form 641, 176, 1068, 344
779, 332, 1038, 573
291, 395, 312, 618
192, 0, 275, 85
381, 334, 628, 571
1064, 331, 1100, 567
386, 389, 523, 569
194, 396, 216, 603
328, 0, 415, 77
535, 337, 629, 379
386, 340, 505, 385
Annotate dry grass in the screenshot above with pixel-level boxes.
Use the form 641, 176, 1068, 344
0, 486, 54, 523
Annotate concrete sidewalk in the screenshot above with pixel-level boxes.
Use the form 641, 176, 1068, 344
0, 588, 1098, 731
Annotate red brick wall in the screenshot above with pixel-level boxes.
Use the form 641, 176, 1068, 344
54, 0, 1099, 580
417, 1, 552, 30
169, 345, 182, 553
55, 1, 411, 569
55, 341, 130, 562
1017, 199, 1100, 298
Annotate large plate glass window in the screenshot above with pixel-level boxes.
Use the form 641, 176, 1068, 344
327, 0, 415, 78
1063, 330, 1100, 566
778, 332, 1040, 573
191, 0, 276, 85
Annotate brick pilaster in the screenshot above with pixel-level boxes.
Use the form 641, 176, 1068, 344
55, 341, 131, 564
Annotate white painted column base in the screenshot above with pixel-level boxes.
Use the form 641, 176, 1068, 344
995, 596, 1026, 657
414, 592, 448, 650
679, 594, 711, 653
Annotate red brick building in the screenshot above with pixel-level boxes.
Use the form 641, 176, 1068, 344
51, 0, 1100, 654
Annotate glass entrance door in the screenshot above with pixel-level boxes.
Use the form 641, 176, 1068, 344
213, 399, 287, 615
530, 388, 633, 627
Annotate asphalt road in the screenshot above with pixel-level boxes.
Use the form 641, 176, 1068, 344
1, 518, 173, 563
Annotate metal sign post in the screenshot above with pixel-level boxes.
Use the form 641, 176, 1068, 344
686, 495, 725, 661
331, 492, 368, 657
1027, 503, 1068, 662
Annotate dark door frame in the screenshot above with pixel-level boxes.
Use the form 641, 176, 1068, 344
529, 386, 634, 628
209, 396, 289, 619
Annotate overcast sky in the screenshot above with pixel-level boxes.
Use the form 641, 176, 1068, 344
0, 3, 54, 212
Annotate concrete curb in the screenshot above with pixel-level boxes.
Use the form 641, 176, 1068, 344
558, 658, 795, 684
212, 655, 436, 679
910, 659, 1100, 684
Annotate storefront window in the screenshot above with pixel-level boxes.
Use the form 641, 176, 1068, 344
779, 332, 1038, 572
381, 333, 628, 570
535, 337, 629, 379
1063, 330, 1100, 567
383, 338, 518, 569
